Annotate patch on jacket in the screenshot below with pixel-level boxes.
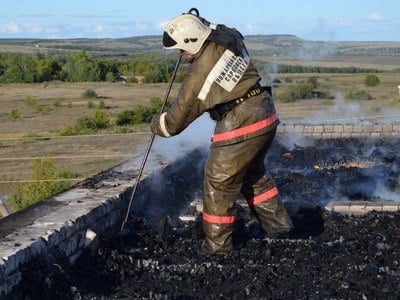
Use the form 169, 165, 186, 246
198, 49, 249, 101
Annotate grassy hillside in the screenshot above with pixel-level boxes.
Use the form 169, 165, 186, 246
0, 35, 399, 211
1, 35, 400, 69
2, 35, 400, 56
1, 73, 399, 204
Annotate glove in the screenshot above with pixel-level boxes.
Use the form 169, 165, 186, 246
150, 114, 160, 135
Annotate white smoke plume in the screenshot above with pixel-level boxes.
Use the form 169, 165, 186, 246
310, 93, 365, 124
276, 132, 315, 151
152, 114, 214, 161
373, 180, 400, 202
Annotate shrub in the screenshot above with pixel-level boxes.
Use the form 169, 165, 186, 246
116, 96, 166, 126
23, 96, 52, 113
106, 72, 115, 82
75, 116, 98, 132
8, 158, 75, 211
115, 109, 135, 126
276, 82, 314, 103
312, 89, 333, 99
24, 96, 37, 107
10, 109, 20, 119
82, 89, 98, 99
35, 104, 52, 113
58, 125, 77, 136
345, 90, 373, 101
87, 99, 106, 109
364, 74, 380, 87
58, 109, 110, 135
87, 100, 96, 108
53, 99, 62, 107
92, 110, 110, 129
307, 76, 318, 89
116, 105, 152, 125
98, 99, 106, 109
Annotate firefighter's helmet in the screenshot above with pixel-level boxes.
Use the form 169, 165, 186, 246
163, 13, 212, 55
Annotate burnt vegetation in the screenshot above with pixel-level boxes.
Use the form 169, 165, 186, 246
9, 138, 400, 299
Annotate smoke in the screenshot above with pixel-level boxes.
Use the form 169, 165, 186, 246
310, 93, 366, 124
295, 40, 337, 62
373, 179, 400, 202
152, 114, 214, 161
276, 132, 315, 151
308, 92, 399, 124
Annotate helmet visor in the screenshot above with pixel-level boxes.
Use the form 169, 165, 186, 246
163, 31, 177, 48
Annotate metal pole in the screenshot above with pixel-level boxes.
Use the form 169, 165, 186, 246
120, 55, 182, 232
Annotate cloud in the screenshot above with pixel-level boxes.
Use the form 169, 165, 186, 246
0, 22, 20, 33
23, 24, 44, 34
0, 22, 61, 36
134, 23, 149, 31
65, 13, 123, 19
244, 22, 264, 32
20, 13, 54, 18
328, 17, 350, 27
85, 24, 105, 33
157, 20, 169, 30
367, 13, 392, 21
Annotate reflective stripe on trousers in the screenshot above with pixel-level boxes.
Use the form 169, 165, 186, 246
202, 187, 278, 225
202, 212, 236, 224
247, 186, 279, 206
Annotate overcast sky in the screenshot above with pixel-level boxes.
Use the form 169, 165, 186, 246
1, 0, 399, 41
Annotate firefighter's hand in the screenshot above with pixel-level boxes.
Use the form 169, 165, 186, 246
150, 114, 160, 135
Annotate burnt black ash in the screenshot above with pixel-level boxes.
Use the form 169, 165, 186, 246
9, 138, 400, 300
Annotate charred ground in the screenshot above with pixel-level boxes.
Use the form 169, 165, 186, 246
9, 138, 400, 299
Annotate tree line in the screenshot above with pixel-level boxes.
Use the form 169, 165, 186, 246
261, 62, 385, 74
0, 52, 183, 84
0, 51, 388, 84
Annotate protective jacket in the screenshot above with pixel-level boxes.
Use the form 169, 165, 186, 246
151, 25, 292, 254
151, 25, 278, 146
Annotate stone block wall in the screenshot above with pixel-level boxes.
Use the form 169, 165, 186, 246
277, 123, 400, 139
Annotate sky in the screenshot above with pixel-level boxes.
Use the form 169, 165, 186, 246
1, 0, 399, 41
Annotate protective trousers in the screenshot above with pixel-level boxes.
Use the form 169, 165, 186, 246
202, 129, 293, 254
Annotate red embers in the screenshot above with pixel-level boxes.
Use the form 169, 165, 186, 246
211, 114, 278, 143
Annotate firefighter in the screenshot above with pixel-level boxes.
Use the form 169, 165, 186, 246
151, 8, 293, 254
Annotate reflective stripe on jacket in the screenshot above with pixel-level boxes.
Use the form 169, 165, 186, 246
211, 113, 278, 143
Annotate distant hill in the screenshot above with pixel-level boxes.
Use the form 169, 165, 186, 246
1, 35, 400, 58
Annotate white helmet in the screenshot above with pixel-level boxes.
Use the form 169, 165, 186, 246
163, 13, 212, 55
